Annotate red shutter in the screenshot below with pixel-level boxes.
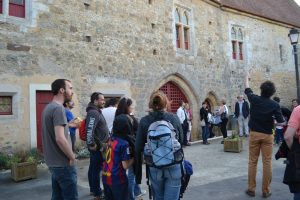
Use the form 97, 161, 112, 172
232, 41, 237, 59
0, 0, 3, 14
9, 0, 25, 18
159, 81, 188, 113
239, 42, 243, 60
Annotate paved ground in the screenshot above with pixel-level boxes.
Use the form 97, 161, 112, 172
0, 137, 293, 200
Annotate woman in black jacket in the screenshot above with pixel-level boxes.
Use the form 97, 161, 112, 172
135, 91, 183, 200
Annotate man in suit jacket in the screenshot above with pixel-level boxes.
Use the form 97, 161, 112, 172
234, 95, 250, 136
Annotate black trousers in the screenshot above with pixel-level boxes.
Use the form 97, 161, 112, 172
220, 118, 228, 139
182, 124, 188, 145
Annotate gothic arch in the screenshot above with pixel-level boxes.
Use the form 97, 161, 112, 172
205, 91, 219, 112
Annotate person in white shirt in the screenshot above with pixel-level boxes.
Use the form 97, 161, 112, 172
177, 101, 189, 145
102, 98, 119, 134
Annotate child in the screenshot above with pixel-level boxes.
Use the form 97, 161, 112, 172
102, 114, 134, 200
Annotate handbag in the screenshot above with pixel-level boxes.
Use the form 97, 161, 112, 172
200, 119, 205, 126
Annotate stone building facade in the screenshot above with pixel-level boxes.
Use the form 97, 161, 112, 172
0, 0, 300, 152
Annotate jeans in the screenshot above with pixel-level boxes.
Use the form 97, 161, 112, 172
49, 166, 78, 200
201, 125, 209, 144
238, 116, 249, 136
70, 134, 76, 152
103, 182, 128, 200
88, 149, 103, 196
248, 131, 273, 194
128, 166, 142, 199
294, 193, 300, 200
275, 128, 284, 144
149, 164, 182, 200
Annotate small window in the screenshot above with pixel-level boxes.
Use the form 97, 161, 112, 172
175, 9, 180, 23
0, 96, 12, 115
182, 12, 188, 25
184, 27, 189, 50
9, 0, 25, 18
231, 27, 237, 40
176, 25, 180, 48
0, 0, 3, 14
279, 44, 283, 62
239, 42, 243, 60
232, 41, 237, 59
238, 28, 243, 40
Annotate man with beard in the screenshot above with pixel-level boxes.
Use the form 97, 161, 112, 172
42, 79, 78, 200
86, 92, 109, 200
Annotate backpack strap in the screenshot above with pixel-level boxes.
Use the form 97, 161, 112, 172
145, 165, 152, 199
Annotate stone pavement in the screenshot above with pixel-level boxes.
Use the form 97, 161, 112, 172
0, 137, 293, 200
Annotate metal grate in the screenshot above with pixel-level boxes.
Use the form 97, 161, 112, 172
159, 81, 188, 113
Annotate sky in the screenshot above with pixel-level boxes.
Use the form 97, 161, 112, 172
295, 0, 300, 6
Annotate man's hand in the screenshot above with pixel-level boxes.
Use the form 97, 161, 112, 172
69, 157, 76, 166
89, 144, 97, 151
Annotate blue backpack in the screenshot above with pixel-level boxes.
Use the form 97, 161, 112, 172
144, 120, 184, 168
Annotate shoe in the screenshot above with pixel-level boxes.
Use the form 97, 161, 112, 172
262, 192, 272, 198
186, 142, 192, 146
245, 189, 255, 197
94, 193, 105, 200
135, 190, 147, 198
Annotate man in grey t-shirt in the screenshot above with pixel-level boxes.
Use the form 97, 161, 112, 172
42, 79, 78, 200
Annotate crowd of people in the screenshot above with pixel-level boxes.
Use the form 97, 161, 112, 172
41, 74, 300, 200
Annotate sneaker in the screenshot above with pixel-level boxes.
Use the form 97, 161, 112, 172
245, 189, 255, 197
135, 190, 146, 198
94, 193, 105, 200
262, 192, 272, 198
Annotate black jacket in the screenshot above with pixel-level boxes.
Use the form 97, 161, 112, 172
134, 111, 183, 184
284, 138, 300, 193
245, 88, 284, 134
85, 103, 109, 148
234, 100, 250, 119
200, 107, 209, 124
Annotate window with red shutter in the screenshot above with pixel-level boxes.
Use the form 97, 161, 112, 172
184, 27, 189, 50
9, 0, 25, 18
232, 41, 237, 59
239, 42, 243, 60
0, 96, 13, 115
0, 0, 3, 14
176, 25, 180, 48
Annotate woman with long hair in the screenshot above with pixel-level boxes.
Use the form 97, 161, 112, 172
114, 97, 145, 200
135, 91, 183, 199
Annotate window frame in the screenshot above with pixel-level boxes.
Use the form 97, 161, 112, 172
0, 0, 34, 26
231, 26, 244, 61
0, 95, 13, 115
174, 6, 192, 52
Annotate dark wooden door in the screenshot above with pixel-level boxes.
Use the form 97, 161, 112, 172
36, 91, 53, 153
159, 81, 188, 113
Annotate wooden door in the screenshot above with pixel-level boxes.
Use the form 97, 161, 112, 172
36, 91, 53, 153
159, 81, 188, 113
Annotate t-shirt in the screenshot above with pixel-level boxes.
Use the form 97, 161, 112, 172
42, 102, 70, 167
102, 107, 117, 133
245, 88, 284, 134
288, 105, 300, 140
102, 137, 131, 186
65, 108, 76, 135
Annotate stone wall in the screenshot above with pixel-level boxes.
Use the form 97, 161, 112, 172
0, 0, 297, 151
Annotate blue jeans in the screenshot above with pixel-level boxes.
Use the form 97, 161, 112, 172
103, 182, 128, 200
275, 128, 283, 144
128, 166, 142, 199
202, 125, 209, 143
88, 149, 103, 196
49, 166, 78, 200
295, 193, 300, 200
149, 164, 182, 200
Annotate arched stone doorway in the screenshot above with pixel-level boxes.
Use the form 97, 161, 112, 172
159, 81, 188, 113
151, 74, 199, 141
